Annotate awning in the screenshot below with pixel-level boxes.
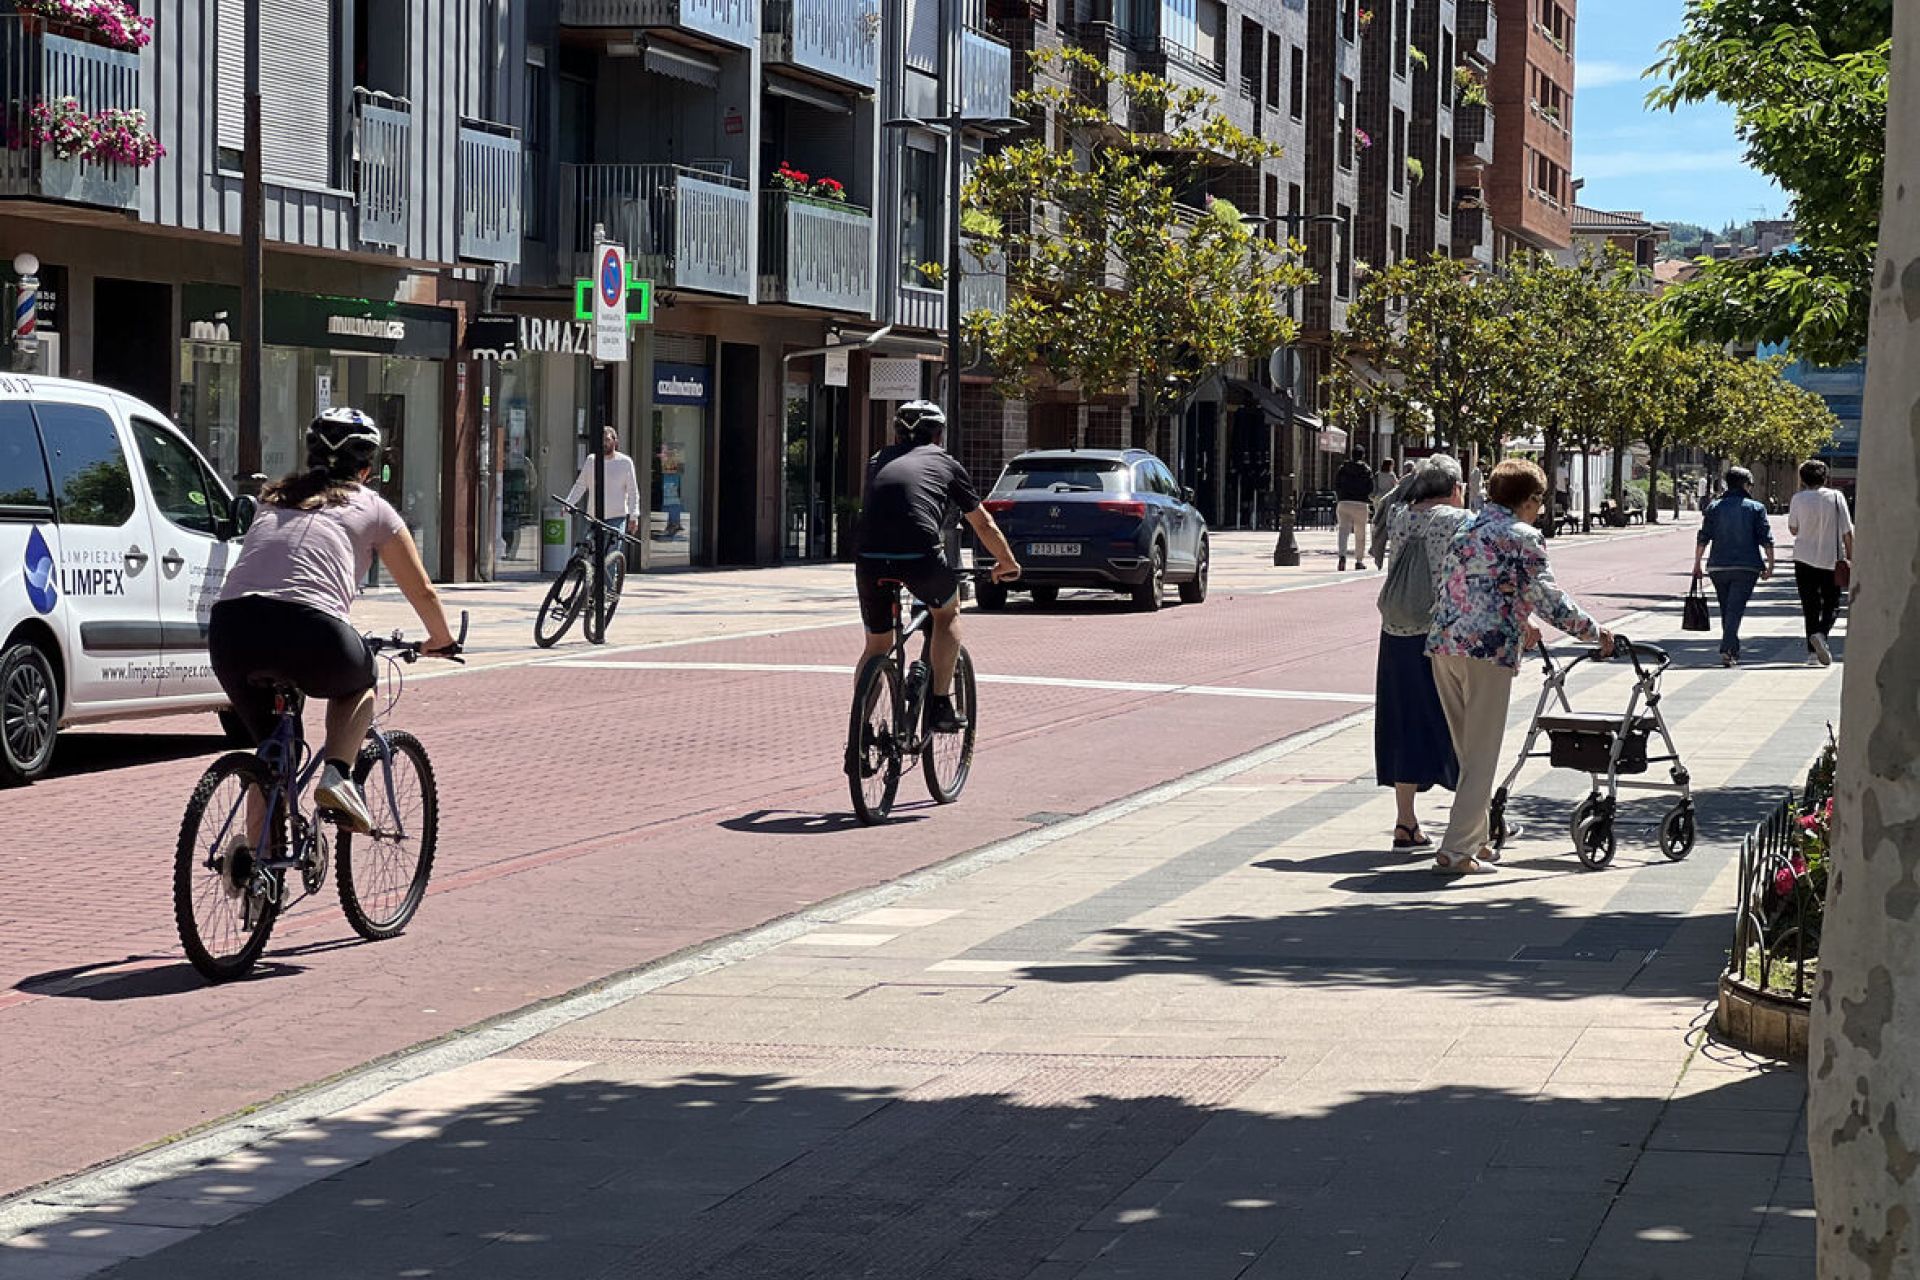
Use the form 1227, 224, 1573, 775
1317, 424, 1351, 453
644, 41, 720, 88
1224, 377, 1320, 427
766, 73, 854, 114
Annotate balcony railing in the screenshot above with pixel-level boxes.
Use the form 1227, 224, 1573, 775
458, 121, 522, 264
1138, 34, 1226, 82
961, 28, 1012, 118
759, 191, 874, 313
352, 89, 412, 249
0, 18, 141, 210
959, 242, 1006, 318
1452, 199, 1491, 265
567, 163, 753, 298
1454, 100, 1494, 164
559, 0, 756, 49
763, 0, 879, 90
1459, 0, 1496, 64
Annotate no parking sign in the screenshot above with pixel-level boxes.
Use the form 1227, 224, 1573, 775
591, 241, 628, 363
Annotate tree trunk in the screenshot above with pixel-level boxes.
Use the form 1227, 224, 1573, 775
1810, 13, 1920, 1274
1645, 435, 1665, 525
1541, 426, 1561, 539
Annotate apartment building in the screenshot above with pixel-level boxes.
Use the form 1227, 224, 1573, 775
1487, 0, 1573, 255
1561, 204, 1667, 275
0, 0, 527, 580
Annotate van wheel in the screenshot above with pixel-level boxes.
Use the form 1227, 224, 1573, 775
0, 642, 60, 785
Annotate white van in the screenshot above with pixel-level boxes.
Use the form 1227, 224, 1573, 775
0, 375, 245, 784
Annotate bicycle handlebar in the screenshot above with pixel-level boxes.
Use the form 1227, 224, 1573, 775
549, 494, 641, 546
367, 610, 469, 664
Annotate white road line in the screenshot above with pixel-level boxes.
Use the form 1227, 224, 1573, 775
549, 660, 1376, 704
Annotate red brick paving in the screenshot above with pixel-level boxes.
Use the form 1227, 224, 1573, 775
0, 527, 1689, 1197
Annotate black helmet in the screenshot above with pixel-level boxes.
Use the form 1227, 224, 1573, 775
895, 399, 946, 444
307, 408, 382, 477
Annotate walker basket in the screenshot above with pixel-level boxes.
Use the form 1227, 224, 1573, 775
1537, 714, 1655, 775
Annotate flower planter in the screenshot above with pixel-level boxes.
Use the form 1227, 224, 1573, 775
1716, 972, 1809, 1062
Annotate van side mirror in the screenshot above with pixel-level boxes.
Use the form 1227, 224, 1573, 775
229, 494, 258, 539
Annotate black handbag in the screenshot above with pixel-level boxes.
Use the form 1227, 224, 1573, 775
1683, 573, 1711, 632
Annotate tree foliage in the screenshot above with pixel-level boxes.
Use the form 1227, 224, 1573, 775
1648, 0, 1891, 364
964, 49, 1311, 428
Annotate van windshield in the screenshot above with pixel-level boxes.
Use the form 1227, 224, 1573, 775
992, 459, 1126, 496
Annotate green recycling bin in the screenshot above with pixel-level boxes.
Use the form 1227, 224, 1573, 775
540, 504, 570, 573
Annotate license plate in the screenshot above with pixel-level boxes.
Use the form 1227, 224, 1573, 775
1029, 542, 1081, 557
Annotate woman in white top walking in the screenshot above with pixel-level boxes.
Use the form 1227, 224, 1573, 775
1787, 459, 1853, 666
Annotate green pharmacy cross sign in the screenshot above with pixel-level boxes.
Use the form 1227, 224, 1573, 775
574, 265, 654, 327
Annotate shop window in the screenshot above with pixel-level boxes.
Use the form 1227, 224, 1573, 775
35, 403, 135, 528
901, 144, 943, 287
0, 401, 52, 513
132, 418, 230, 537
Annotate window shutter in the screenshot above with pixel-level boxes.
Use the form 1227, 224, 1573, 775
215, 0, 336, 186
906, 0, 938, 75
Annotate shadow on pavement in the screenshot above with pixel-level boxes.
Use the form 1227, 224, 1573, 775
30, 1058, 1809, 1280
21, 731, 224, 785
16, 958, 307, 1001
718, 809, 878, 836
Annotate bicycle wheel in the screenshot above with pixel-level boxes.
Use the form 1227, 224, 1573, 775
533, 558, 589, 648
923, 647, 977, 804
582, 551, 627, 646
847, 655, 903, 824
175, 752, 281, 982
337, 730, 439, 941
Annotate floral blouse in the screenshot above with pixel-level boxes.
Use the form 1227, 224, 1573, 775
1380, 501, 1474, 637
1427, 503, 1599, 671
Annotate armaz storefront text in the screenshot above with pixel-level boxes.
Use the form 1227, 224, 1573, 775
179, 285, 458, 579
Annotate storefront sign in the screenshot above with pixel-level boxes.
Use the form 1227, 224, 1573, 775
869, 357, 920, 401
823, 347, 849, 388
517, 315, 592, 355
181, 285, 454, 359
465, 313, 521, 361
654, 362, 711, 405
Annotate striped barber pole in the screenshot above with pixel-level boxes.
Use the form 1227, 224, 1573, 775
13, 273, 37, 347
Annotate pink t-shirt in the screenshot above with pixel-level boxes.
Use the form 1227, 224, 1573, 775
219, 485, 407, 621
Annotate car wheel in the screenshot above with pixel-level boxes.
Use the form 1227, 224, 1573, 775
1131, 544, 1166, 612
0, 641, 60, 785
1179, 537, 1209, 604
1029, 586, 1059, 607
975, 582, 1009, 611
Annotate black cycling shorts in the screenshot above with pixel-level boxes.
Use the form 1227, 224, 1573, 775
208, 595, 377, 744
856, 554, 958, 634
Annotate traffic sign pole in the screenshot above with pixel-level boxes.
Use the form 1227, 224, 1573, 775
589, 232, 629, 642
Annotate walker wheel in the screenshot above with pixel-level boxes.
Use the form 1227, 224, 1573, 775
1574, 810, 1615, 870
1660, 803, 1696, 861
1569, 795, 1598, 853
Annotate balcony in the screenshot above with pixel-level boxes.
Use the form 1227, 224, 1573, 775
763, 0, 880, 91
566, 163, 753, 298
352, 90, 412, 249
0, 18, 142, 211
458, 122, 522, 264
559, 0, 756, 51
1454, 100, 1494, 165
759, 191, 874, 313
958, 242, 1006, 319
961, 28, 1012, 118
1459, 0, 1496, 66
1135, 34, 1226, 84
1452, 192, 1492, 265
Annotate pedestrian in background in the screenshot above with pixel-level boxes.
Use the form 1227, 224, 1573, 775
1334, 446, 1376, 572
1466, 461, 1485, 512
1369, 461, 1420, 567
1374, 460, 1398, 500
1692, 466, 1775, 667
1427, 460, 1614, 875
1787, 458, 1853, 667
1374, 455, 1472, 851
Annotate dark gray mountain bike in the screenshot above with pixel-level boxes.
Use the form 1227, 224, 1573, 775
534, 496, 638, 648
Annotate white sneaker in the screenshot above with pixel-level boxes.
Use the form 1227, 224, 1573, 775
1811, 634, 1832, 666
315, 761, 374, 834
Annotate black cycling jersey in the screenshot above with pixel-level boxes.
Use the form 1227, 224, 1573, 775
857, 442, 981, 558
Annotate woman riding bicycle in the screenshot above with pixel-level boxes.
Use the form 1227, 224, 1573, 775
208, 408, 457, 833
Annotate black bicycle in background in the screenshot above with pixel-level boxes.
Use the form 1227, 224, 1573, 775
534, 496, 638, 648
846, 572, 992, 825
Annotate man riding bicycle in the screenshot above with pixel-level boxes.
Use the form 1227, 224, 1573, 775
208, 409, 458, 836
855, 401, 1021, 733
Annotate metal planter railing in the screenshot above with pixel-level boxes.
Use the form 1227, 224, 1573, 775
0, 17, 141, 209
1455, 101, 1494, 164
763, 0, 879, 90
458, 121, 522, 264
568, 163, 753, 298
1459, 0, 1497, 65
559, 0, 757, 48
962, 28, 1012, 118
759, 191, 873, 313
353, 89, 412, 249
1727, 791, 1826, 1004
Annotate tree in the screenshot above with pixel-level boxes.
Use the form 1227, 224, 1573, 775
1649, 1, 1892, 365
1810, 14, 1918, 1271
965, 50, 1311, 446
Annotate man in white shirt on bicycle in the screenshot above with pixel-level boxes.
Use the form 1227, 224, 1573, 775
565, 425, 640, 537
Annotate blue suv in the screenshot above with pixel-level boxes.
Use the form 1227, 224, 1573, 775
974, 449, 1208, 612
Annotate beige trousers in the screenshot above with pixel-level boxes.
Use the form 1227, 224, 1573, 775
1430, 653, 1516, 858
1336, 501, 1370, 562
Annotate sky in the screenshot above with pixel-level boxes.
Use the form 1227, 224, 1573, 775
1571, 0, 1786, 230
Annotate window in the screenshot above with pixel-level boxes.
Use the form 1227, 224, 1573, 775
132, 419, 230, 537
35, 403, 134, 528
1441, 33, 1455, 105
0, 401, 51, 516
1391, 108, 1406, 194
215, 0, 336, 186
1338, 77, 1355, 170
1341, 0, 1356, 42
524, 57, 549, 241
901, 144, 944, 287
1438, 137, 1452, 208
1393, 0, 1408, 75
1289, 45, 1305, 120
1335, 206, 1352, 298
1390, 224, 1404, 264
1266, 33, 1281, 110
993, 458, 1126, 495
1263, 174, 1279, 243
1196, 0, 1226, 72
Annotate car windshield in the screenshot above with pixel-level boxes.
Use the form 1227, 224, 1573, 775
992, 459, 1126, 496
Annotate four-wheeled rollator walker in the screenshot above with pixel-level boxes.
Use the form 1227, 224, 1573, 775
1489, 636, 1695, 869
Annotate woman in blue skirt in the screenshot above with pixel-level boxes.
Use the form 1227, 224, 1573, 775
1374, 455, 1473, 849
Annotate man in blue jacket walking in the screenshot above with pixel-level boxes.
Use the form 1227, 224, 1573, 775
1691, 466, 1776, 666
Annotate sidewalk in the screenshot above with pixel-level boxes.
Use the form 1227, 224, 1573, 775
6, 531, 1823, 1280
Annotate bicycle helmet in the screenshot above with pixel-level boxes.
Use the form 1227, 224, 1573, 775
895, 399, 946, 445
307, 407, 383, 477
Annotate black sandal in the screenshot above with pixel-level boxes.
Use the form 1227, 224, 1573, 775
1393, 824, 1432, 850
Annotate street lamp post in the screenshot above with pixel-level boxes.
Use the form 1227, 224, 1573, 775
1244, 211, 1344, 566
238, 0, 263, 488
